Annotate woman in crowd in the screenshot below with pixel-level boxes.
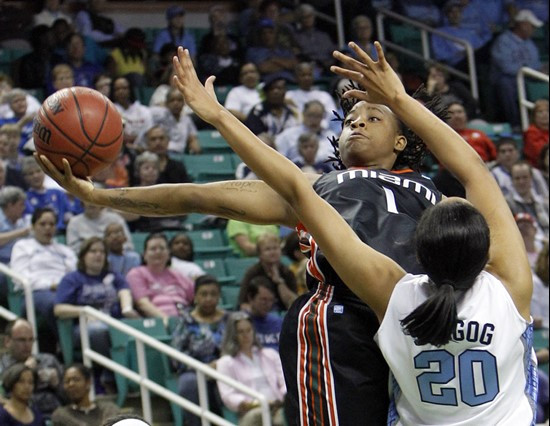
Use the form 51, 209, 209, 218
524, 99, 549, 168
171, 275, 228, 426
10, 208, 77, 340
54, 237, 139, 358
169, 232, 205, 281
217, 312, 285, 426
51, 364, 120, 426
0, 363, 45, 425
126, 233, 194, 319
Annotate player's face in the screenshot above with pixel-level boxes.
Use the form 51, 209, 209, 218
249, 286, 275, 317
235, 319, 254, 350
339, 101, 405, 169
144, 237, 170, 268
84, 241, 106, 275
194, 283, 220, 315
63, 367, 90, 403
32, 212, 57, 244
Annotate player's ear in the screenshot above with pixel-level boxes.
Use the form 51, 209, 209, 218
394, 134, 407, 154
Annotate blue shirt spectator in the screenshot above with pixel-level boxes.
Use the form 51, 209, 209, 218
397, 0, 442, 27
506, 0, 549, 22
153, 5, 197, 58
251, 313, 283, 351
0, 186, 29, 263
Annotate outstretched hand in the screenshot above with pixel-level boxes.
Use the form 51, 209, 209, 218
34, 154, 95, 202
172, 47, 222, 125
331, 41, 406, 107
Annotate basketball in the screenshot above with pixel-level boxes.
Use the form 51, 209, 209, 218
33, 86, 123, 178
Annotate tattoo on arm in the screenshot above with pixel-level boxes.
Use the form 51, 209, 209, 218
107, 196, 162, 213
221, 181, 259, 193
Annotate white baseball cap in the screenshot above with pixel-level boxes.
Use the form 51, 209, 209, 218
514, 9, 543, 28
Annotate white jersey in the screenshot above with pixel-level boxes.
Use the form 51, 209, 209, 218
375, 271, 537, 426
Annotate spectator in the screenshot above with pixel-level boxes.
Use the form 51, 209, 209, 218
216, 312, 285, 425
0, 186, 30, 264
491, 9, 543, 127
245, 18, 297, 83
74, 0, 124, 46
293, 4, 336, 76
0, 363, 46, 426
282, 231, 307, 295
286, 62, 338, 127
293, 132, 334, 174
111, 76, 153, 151
446, 101, 496, 162
169, 232, 206, 282
507, 0, 549, 24
226, 220, 279, 257
106, 28, 148, 88
431, 1, 491, 68
275, 100, 337, 164
10, 208, 77, 339
21, 157, 73, 231
128, 152, 183, 233
198, 34, 242, 86
153, 6, 196, 61
506, 161, 549, 241
126, 233, 194, 319
473, 0, 511, 33
242, 276, 283, 350
248, 0, 298, 52
56, 32, 103, 89
0, 89, 35, 153
14, 25, 53, 90
103, 222, 141, 276
425, 62, 479, 118
0, 124, 26, 189
54, 237, 138, 384
170, 275, 228, 426
531, 241, 548, 329
48, 63, 75, 96
150, 89, 201, 155
238, 233, 297, 312
344, 15, 377, 59
66, 201, 133, 253
33, 0, 72, 28
397, 0, 441, 27
93, 73, 112, 98
514, 212, 543, 268
0, 77, 41, 120
51, 364, 120, 426
244, 75, 299, 138
0, 319, 64, 418
224, 63, 262, 122
524, 99, 549, 167
237, 0, 262, 44
199, 5, 242, 62
491, 138, 548, 199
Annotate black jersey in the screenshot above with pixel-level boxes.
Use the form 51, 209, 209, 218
280, 169, 443, 426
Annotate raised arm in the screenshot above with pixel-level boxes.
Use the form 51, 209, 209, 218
35, 157, 300, 228
173, 48, 404, 319
332, 42, 532, 319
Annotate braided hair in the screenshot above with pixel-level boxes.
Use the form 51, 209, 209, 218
326, 81, 448, 172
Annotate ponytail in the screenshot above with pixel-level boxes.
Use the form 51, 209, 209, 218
400, 280, 458, 347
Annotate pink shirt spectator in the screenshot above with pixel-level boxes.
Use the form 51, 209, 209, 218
126, 266, 194, 316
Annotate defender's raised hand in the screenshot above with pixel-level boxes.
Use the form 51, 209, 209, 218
172, 47, 222, 125
331, 41, 406, 107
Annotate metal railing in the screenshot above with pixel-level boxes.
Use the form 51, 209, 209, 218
0, 263, 38, 354
517, 66, 549, 131
79, 307, 272, 426
375, 8, 479, 100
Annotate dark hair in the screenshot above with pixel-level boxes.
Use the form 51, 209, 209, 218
1, 363, 35, 393
64, 363, 92, 381
144, 232, 170, 266
169, 232, 195, 261
282, 232, 300, 261
77, 236, 109, 274
110, 76, 136, 104
194, 274, 220, 292
538, 144, 549, 173
400, 201, 490, 346
245, 276, 275, 302
102, 413, 151, 426
329, 83, 447, 171
495, 137, 517, 151
31, 207, 57, 225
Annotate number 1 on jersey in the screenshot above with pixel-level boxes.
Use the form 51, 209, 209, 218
383, 186, 398, 214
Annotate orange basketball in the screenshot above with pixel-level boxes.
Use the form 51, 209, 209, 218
33, 87, 123, 178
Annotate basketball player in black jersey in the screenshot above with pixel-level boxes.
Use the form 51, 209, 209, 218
37, 47, 447, 425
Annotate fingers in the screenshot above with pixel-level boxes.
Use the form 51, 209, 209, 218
61, 158, 74, 179
330, 65, 366, 85
342, 89, 370, 102
333, 50, 369, 75
204, 75, 218, 100
35, 153, 60, 177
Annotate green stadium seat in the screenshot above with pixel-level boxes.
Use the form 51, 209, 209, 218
197, 258, 235, 285
138, 86, 157, 106
220, 285, 241, 310
131, 232, 149, 255
526, 80, 549, 101
214, 85, 232, 105
182, 154, 236, 183
224, 257, 258, 284
57, 318, 80, 366
196, 130, 232, 154
7, 275, 23, 317
186, 229, 233, 259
